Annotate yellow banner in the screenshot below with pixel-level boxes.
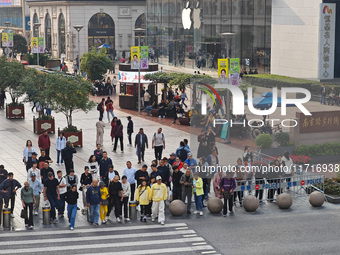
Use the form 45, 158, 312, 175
1, 33, 8, 47
131, 46, 140, 69
218, 59, 228, 84
32, 37, 38, 53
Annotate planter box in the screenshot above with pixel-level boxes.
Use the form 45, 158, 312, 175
151, 108, 159, 117
325, 194, 340, 204
59, 128, 83, 147
261, 146, 295, 157
33, 117, 55, 134
179, 117, 190, 126
311, 154, 340, 164
6, 104, 25, 119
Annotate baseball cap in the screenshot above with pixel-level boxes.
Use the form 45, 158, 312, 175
156, 176, 162, 181
170, 153, 176, 157
32, 152, 38, 155
30, 173, 36, 177
127, 116, 131, 119
187, 153, 192, 157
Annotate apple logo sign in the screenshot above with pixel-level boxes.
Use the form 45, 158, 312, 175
193, 1, 201, 29
182, 1, 192, 29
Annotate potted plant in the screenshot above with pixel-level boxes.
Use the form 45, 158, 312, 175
45, 74, 95, 147
22, 68, 56, 133
0, 56, 26, 119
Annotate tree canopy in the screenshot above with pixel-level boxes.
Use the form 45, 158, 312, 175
13, 34, 28, 54
80, 48, 113, 81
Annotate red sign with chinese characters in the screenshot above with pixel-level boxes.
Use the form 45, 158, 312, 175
297, 111, 340, 133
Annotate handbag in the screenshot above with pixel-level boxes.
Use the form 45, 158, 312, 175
20, 209, 27, 219
102, 199, 109, 206
223, 191, 231, 199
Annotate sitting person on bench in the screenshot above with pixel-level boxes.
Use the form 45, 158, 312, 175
173, 105, 185, 124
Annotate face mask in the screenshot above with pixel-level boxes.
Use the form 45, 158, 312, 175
248, 159, 251, 162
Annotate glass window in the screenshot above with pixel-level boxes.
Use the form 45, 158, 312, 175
58, 13, 66, 56
45, 13, 51, 51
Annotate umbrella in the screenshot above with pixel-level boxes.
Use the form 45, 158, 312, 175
98, 44, 112, 49
244, 91, 295, 110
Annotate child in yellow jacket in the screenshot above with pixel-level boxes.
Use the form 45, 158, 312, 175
99, 182, 109, 223
135, 180, 151, 222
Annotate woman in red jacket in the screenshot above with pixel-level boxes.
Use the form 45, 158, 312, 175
110, 117, 117, 145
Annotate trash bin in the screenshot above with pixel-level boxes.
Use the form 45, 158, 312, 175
129, 201, 137, 220
42, 206, 51, 225
2, 208, 11, 229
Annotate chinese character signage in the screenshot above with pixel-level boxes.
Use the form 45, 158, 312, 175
7, 33, 13, 47
319, 3, 336, 79
38, 37, 44, 53
218, 58, 228, 84
130, 46, 140, 69
230, 58, 240, 74
297, 111, 340, 133
31, 37, 38, 53
2, 33, 8, 47
140, 46, 149, 69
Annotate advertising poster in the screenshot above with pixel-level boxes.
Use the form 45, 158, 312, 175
218, 58, 228, 84
230, 73, 240, 87
1, 33, 8, 47
38, 37, 45, 53
31, 37, 38, 53
230, 58, 240, 74
7, 33, 13, 48
0, 0, 12, 6
130, 46, 140, 69
140, 46, 149, 69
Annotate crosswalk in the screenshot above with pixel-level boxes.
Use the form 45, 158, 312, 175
0, 223, 220, 255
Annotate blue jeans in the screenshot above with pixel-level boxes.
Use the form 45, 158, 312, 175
320, 95, 326, 104
89, 204, 100, 224
67, 203, 77, 228
145, 106, 152, 115
107, 109, 114, 122
181, 98, 187, 108
47, 193, 57, 220
194, 193, 203, 211
57, 150, 63, 164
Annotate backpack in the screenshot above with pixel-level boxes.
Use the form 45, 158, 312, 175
178, 148, 187, 162
97, 103, 101, 111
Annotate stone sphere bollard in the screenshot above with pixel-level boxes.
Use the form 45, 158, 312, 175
309, 191, 325, 207
243, 195, 259, 212
169, 199, 186, 216
276, 193, 293, 209
207, 197, 223, 214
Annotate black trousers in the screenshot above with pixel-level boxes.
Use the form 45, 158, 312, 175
44, 148, 50, 158
4, 194, 16, 213
24, 203, 34, 226
255, 179, 265, 200
130, 183, 136, 201
114, 136, 123, 151
121, 197, 129, 218
146, 202, 152, 216
99, 111, 104, 119
140, 205, 147, 217
128, 133, 132, 145
108, 195, 121, 218
172, 186, 182, 200
223, 195, 234, 214
154, 146, 163, 161
234, 191, 244, 205
64, 159, 73, 175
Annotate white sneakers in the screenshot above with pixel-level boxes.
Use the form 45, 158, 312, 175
102, 219, 107, 224
193, 211, 199, 215
199, 211, 203, 216
125, 218, 130, 222
161, 221, 165, 225
116, 217, 121, 223
34, 211, 38, 216
151, 218, 155, 222
10, 213, 14, 218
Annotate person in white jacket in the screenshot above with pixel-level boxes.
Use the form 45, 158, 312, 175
27, 162, 41, 181
120, 176, 131, 221
56, 132, 66, 166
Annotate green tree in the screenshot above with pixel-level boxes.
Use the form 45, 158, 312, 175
25, 53, 50, 66
13, 34, 28, 54
80, 48, 112, 80
0, 56, 26, 105
43, 74, 95, 130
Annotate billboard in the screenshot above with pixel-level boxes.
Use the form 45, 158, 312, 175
0, 0, 12, 6
130, 46, 139, 69
140, 46, 149, 69
31, 37, 38, 53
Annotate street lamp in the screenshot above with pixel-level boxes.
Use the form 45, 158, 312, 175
73, 25, 83, 59
4, 22, 10, 58
219, 32, 236, 144
33, 23, 41, 66
133, 28, 146, 115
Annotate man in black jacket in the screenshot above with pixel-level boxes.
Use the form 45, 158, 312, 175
127, 116, 134, 147
0, 165, 8, 184
135, 164, 149, 186
135, 128, 148, 164
171, 165, 183, 200
62, 141, 76, 175
107, 176, 124, 222
157, 159, 170, 186
40, 161, 55, 184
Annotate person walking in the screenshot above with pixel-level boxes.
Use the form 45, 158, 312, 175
120, 176, 131, 221
180, 88, 188, 108
25, 152, 38, 172
38, 130, 51, 157
135, 180, 151, 222
23, 140, 36, 168
110, 117, 117, 145
0, 165, 8, 184
98, 98, 105, 119
0, 172, 22, 218
320, 83, 326, 105
99, 151, 113, 181
27, 161, 41, 181
86, 179, 101, 226
88, 155, 99, 180
151, 176, 167, 225
66, 169, 79, 191
123, 161, 136, 201
135, 128, 148, 164
56, 170, 67, 218
105, 97, 114, 123
43, 172, 60, 223
219, 172, 237, 216
180, 168, 193, 214
135, 164, 149, 187
56, 132, 66, 166
62, 141, 77, 175
112, 76, 117, 94
127, 116, 134, 147
65, 184, 78, 230
40, 161, 55, 184
96, 117, 106, 147
171, 165, 183, 200
29, 173, 43, 216
113, 119, 124, 153
107, 175, 124, 222
21, 181, 36, 229
99, 181, 109, 224
152, 128, 165, 162
143, 90, 151, 108
80, 166, 92, 214
193, 172, 204, 216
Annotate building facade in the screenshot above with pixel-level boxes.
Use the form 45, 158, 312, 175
26, 0, 146, 61
146, 0, 272, 74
